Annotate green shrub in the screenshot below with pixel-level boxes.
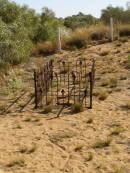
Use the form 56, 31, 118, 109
0, 19, 32, 66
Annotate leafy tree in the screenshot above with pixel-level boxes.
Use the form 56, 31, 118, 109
64, 12, 97, 29
0, 0, 20, 23
101, 6, 124, 24
0, 17, 32, 65
41, 7, 55, 22
33, 7, 62, 43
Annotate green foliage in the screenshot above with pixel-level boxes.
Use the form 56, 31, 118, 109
64, 12, 97, 29
0, 0, 20, 23
0, 0, 130, 68
0, 19, 32, 65
33, 7, 62, 43
101, 6, 130, 24
0, 1, 33, 66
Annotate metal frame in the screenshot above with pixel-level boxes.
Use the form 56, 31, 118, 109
34, 58, 95, 110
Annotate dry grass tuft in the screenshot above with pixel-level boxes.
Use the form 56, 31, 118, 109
32, 41, 56, 56
49, 130, 76, 143
71, 102, 83, 113
93, 138, 112, 149
113, 165, 129, 173
86, 118, 93, 124
6, 157, 25, 168
43, 105, 52, 114
74, 144, 84, 152
98, 90, 108, 101
118, 24, 130, 37
100, 50, 109, 56
122, 101, 130, 110
84, 152, 93, 162
109, 77, 118, 88
110, 126, 125, 136
63, 24, 109, 50
19, 143, 37, 154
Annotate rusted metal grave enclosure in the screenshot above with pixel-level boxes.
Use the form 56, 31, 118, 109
34, 58, 95, 112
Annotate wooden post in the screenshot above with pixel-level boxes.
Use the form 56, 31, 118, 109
110, 17, 114, 42
57, 27, 62, 52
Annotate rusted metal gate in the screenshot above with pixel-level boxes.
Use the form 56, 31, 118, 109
34, 58, 95, 110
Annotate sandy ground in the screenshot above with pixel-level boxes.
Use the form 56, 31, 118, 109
0, 39, 130, 173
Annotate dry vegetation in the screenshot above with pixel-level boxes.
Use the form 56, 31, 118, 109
32, 24, 130, 55
0, 37, 130, 173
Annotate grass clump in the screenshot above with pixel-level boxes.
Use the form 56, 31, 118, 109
84, 152, 93, 162
101, 79, 109, 87
113, 165, 129, 173
74, 144, 84, 152
32, 41, 56, 56
110, 126, 125, 136
109, 77, 118, 88
19, 143, 37, 154
49, 130, 76, 143
122, 101, 130, 110
71, 102, 83, 113
118, 37, 128, 43
118, 24, 130, 37
128, 55, 130, 68
0, 60, 10, 72
43, 105, 52, 114
6, 157, 25, 168
93, 138, 112, 149
98, 90, 108, 101
120, 75, 127, 80
8, 77, 23, 93
23, 117, 32, 122
60, 67, 68, 74
86, 118, 93, 124
65, 36, 87, 50
100, 50, 109, 56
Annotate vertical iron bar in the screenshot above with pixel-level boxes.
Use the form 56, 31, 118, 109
79, 72, 81, 103
55, 73, 59, 104
89, 72, 93, 109
34, 70, 38, 109
68, 64, 70, 104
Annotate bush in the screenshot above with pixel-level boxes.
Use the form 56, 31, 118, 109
89, 24, 109, 41
0, 59, 10, 72
66, 38, 87, 49
62, 24, 109, 50
32, 41, 56, 56
118, 24, 130, 37
0, 19, 32, 66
